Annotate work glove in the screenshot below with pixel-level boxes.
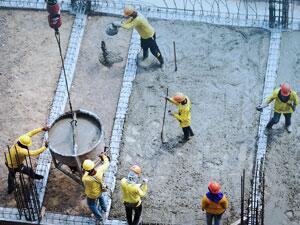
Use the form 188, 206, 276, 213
112, 21, 122, 28
142, 178, 149, 184
256, 105, 263, 112
292, 103, 296, 111
43, 126, 50, 131
99, 153, 106, 161
45, 141, 49, 148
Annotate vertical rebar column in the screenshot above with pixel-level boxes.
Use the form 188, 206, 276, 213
282, 0, 289, 28
261, 166, 265, 225
241, 169, 245, 225
269, 0, 276, 28
5, 145, 41, 221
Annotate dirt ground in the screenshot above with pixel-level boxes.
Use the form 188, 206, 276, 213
110, 20, 270, 224
43, 16, 131, 215
264, 31, 300, 225
0, 10, 73, 207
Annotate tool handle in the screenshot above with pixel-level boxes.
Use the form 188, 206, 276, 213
161, 88, 169, 143
173, 41, 177, 72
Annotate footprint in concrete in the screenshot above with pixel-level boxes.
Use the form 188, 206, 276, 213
285, 210, 294, 220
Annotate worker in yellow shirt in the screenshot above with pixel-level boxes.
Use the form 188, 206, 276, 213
5, 127, 49, 194
121, 165, 148, 225
82, 154, 110, 223
166, 92, 194, 143
113, 6, 164, 67
257, 83, 299, 133
201, 182, 229, 225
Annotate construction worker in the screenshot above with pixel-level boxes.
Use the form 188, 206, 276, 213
5, 127, 49, 194
82, 154, 110, 223
257, 83, 298, 133
166, 92, 194, 143
113, 6, 164, 67
121, 165, 148, 225
201, 182, 229, 225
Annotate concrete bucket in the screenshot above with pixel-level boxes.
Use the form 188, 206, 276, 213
48, 109, 105, 169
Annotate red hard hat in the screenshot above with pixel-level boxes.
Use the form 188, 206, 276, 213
280, 83, 291, 96
208, 181, 221, 194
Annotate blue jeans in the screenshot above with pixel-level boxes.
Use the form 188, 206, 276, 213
206, 213, 222, 225
87, 195, 107, 220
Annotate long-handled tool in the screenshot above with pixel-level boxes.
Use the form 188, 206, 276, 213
257, 102, 295, 112
161, 88, 169, 143
256, 104, 269, 112
173, 41, 177, 72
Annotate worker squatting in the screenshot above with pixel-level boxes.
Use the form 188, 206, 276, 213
4, 3, 300, 225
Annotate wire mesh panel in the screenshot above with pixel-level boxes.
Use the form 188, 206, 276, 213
89, 0, 300, 29
269, 0, 295, 28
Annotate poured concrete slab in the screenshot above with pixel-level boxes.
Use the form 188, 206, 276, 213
110, 19, 270, 224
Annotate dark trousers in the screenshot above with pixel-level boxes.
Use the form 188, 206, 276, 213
182, 126, 194, 139
140, 33, 163, 62
125, 203, 142, 225
7, 165, 36, 193
266, 112, 292, 128
206, 213, 222, 225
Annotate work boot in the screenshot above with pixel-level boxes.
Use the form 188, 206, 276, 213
286, 125, 292, 133
142, 49, 149, 60
95, 218, 103, 225
7, 188, 14, 194
34, 174, 44, 180
101, 211, 107, 221
158, 56, 164, 68
179, 137, 189, 143
264, 127, 271, 135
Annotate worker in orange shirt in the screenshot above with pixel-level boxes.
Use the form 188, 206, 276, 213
5, 127, 49, 194
201, 182, 229, 225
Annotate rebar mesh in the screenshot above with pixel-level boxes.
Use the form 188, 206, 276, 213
89, 0, 300, 29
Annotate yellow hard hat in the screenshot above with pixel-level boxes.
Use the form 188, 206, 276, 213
82, 159, 95, 171
130, 165, 141, 176
19, 135, 32, 147
172, 92, 186, 103
124, 6, 134, 17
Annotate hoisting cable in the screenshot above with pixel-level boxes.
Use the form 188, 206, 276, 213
47, 0, 78, 159
54, 30, 78, 155
54, 30, 74, 115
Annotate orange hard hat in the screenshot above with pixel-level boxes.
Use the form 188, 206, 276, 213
124, 6, 135, 17
172, 92, 186, 103
280, 83, 291, 96
208, 181, 221, 194
130, 165, 141, 176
